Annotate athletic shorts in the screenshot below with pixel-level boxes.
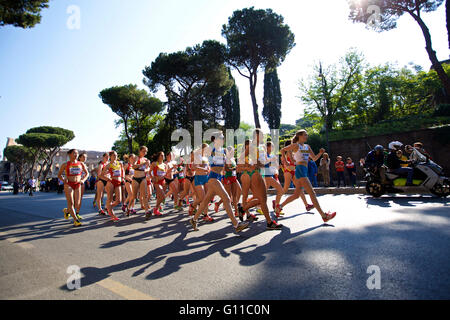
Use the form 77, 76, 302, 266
223, 176, 237, 185
208, 171, 223, 182
194, 175, 209, 186
295, 165, 308, 179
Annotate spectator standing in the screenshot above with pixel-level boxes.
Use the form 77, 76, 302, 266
28, 177, 36, 196
345, 157, 357, 187
319, 153, 330, 187
335, 156, 346, 187
308, 158, 318, 187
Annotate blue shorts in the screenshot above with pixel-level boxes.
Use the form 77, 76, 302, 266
295, 165, 308, 179
208, 171, 223, 182
194, 175, 209, 186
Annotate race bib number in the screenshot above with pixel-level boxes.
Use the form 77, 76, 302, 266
69, 167, 81, 175
178, 172, 185, 178
157, 170, 165, 177
112, 170, 121, 177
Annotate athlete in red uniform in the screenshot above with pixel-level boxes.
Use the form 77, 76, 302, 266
57, 149, 88, 227
99, 151, 124, 222
94, 153, 109, 215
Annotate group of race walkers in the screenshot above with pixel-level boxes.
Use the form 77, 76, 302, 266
57, 129, 336, 232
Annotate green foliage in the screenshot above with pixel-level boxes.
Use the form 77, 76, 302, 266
0, 0, 49, 28
263, 67, 282, 129
222, 6, 295, 128
100, 84, 164, 153
328, 115, 450, 141
347, 0, 444, 32
222, 69, 240, 130
143, 40, 232, 132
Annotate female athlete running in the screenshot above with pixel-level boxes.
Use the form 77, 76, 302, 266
190, 132, 249, 233
149, 151, 166, 218
58, 149, 89, 227
279, 130, 336, 223
237, 129, 282, 230
94, 153, 109, 215
100, 151, 124, 222
130, 146, 151, 217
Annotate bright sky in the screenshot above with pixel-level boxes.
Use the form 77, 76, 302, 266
0, 0, 448, 155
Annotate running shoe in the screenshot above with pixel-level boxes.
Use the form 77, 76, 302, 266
189, 218, 198, 231
153, 208, 162, 216
174, 205, 183, 211
237, 203, 245, 222
122, 204, 127, 212
214, 202, 220, 213
145, 211, 152, 220
267, 220, 283, 230
76, 213, 83, 221
73, 220, 82, 227
188, 204, 195, 216
234, 221, 249, 233
98, 209, 106, 216
202, 214, 214, 222
256, 208, 263, 215
63, 208, 69, 220
275, 204, 284, 217
110, 216, 120, 222
306, 204, 314, 211
322, 211, 336, 223
234, 210, 239, 217
246, 212, 259, 222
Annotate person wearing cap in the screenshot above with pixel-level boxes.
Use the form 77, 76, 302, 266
364, 145, 388, 184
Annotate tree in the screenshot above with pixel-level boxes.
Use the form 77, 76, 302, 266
3, 145, 33, 182
300, 49, 365, 132
347, 0, 450, 101
263, 67, 282, 129
222, 7, 295, 128
222, 69, 241, 130
100, 84, 163, 153
143, 40, 232, 132
0, 0, 49, 28
16, 126, 74, 179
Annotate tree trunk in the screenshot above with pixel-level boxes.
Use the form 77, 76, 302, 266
249, 74, 261, 129
411, 12, 450, 101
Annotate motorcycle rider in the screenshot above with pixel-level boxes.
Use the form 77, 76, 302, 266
386, 141, 414, 186
364, 145, 388, 185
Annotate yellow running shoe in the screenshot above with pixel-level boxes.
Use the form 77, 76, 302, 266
256, 208, 263, 215
63, 208, 69, 220
76, 214, 83, 220
73, 220, 82, 227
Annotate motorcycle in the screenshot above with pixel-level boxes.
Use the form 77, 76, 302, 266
365, 147, 449, 198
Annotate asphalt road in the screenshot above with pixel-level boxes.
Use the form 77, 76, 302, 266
0, 190, 449, 300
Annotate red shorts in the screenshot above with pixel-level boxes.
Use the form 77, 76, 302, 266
66, 181, 81, 190
283, 168, 295, 177
109, 179, 122, 188
223, 176, 237, 185
155, 178, 165, 186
